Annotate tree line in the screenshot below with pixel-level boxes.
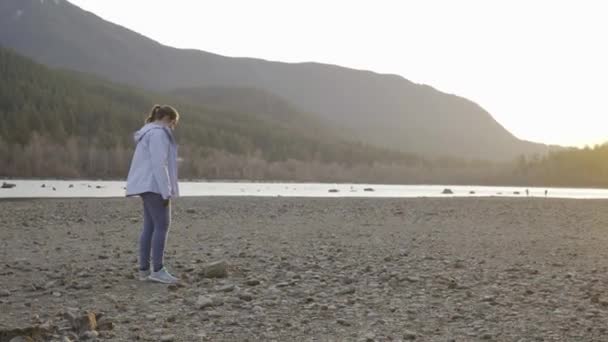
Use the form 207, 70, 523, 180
2, 46, 607, 186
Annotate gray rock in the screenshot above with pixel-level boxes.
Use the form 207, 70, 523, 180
0, 289, 10, 297
238, 292, 254, 302
1, 182, 16, 189
64, 311, 98, 334
196, 295, 215, 309
403, 330, 417, 339
207, 310, 222, 318
245, 279, 261, 286
201, 260, 228, 278
97, 317, 114, 331
336, 318, 351, 326
81, 330, 99, 339
160, 334, 176, 342
217, 284, 235, 292
9, 337, 34, 342
337, 287, 356, 295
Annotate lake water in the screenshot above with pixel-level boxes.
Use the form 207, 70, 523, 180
2, 180, 608, 199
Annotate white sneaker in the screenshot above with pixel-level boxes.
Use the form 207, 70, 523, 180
149, 267, 179, 284
139, 269, 150, 281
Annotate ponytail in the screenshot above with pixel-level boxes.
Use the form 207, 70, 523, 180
144, 104, 180, 126
145, 104, 162, 123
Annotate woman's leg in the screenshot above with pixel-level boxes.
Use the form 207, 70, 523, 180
147, 194, 171, 272
139, 193, 155, 271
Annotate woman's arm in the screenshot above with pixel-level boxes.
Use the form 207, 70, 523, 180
148, 129, 172, 200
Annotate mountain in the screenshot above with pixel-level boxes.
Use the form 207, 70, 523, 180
0, 46, 423, 179
0, 0, 553, 161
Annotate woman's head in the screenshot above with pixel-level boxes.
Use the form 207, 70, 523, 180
145, 104, 180, 130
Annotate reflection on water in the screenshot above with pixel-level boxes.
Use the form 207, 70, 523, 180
2, 180, 608, 199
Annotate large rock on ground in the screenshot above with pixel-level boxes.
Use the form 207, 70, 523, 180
200, 260, 228, 278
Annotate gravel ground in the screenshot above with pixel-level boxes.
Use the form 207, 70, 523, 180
2, 197, 608, 341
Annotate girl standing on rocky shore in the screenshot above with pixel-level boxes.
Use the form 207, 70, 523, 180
125, 105, 180, 284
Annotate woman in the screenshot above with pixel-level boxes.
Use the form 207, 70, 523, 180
126, 105, 180, 284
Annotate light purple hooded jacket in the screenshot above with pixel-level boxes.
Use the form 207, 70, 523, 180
125, 123, 179, 200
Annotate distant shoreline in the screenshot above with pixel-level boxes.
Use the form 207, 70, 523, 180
2, 177, 608, 191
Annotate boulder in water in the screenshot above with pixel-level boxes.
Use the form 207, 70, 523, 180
442, 188, 453, 194
328, 189, 339, 193
1, 182, 16, 189
363, 188, 375, 192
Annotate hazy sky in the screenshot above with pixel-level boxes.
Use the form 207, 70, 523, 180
69, 0, 607, 147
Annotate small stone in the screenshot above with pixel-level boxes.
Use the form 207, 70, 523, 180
337, 287, 356, 295
65, 311, 97, 333
238, 292, 254, 302
217, 284, 235, 292
196, 295, 215, 309
481, 295, 496, 303
336, 318, 351, 326
405, 276, 420, 283
246, 279, 261, 286
82, 330, 99, 339
403, 330, 417, 340
168, 283, 184, 292
52, 291, 62, 297
186, 208, 196, 214
0, 289, 10, 297
207, 310, 222, 318
9, 337, 34, 342
160, 334, 176, 342
97, 317, 114, 331
201, 260, 228, 278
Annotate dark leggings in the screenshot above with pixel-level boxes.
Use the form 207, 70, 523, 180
139, 192, 171, 272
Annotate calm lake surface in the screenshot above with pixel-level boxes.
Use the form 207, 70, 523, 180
2, 180, 608, 199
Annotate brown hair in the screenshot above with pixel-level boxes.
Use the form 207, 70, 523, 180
145, 104, 180, 124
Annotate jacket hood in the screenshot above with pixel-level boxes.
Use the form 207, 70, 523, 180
133, 123, 174, 144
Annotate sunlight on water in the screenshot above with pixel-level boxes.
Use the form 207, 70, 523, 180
2, 180, 608, 199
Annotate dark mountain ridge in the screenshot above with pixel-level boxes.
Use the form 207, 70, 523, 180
0, 0, 554, 160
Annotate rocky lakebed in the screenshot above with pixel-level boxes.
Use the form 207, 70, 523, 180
2, 197, 608, 341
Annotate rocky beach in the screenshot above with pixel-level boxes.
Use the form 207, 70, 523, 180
2, 197, 608, 341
